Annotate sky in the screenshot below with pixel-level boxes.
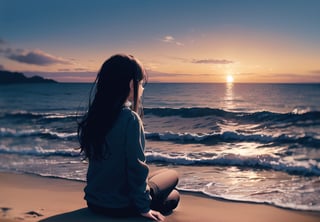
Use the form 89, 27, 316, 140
0, 0, 320, 83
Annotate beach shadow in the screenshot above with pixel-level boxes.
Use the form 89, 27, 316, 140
39, 208, 151, 222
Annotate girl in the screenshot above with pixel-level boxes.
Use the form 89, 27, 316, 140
78, 54, 180, 221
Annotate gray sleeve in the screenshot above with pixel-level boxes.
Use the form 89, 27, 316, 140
125, 112, 151, 213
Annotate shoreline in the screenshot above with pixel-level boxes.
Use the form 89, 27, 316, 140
1, 172, 320, 222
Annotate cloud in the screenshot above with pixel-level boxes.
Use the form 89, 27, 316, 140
191, 59, 234, 64
147, 69, 194, 78
238, 72, 320, 83
58, 67, 91, 72
172, 56, 234, 65
310, 70, 320, 74
7, 50, 71, 66
146, 69, 224, 82
0, 64, 4, 70
162, 36, 174, 43
161, 35, 183, 46
1, 48, 72, 66
24, 71, 96, 82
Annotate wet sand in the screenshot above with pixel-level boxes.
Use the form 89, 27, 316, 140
1, 172, 320, 222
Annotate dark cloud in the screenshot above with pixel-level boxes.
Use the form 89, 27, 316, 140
58, 68, 71, 72
24, 71, 96, 82
0, 39, 71, 66
74, 67, 90, 71
310, 70, 320, 74
191, 59, 234, 64
58, 67, 91, 72
5, 49, 71, 66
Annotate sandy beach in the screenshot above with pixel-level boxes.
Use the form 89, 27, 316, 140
0, 172, 319, 222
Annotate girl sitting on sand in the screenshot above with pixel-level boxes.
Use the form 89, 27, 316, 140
78, 54, 180, 221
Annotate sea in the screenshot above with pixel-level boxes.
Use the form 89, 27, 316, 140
0, 82, 320, 212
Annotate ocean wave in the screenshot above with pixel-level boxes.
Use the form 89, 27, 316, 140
1, 144, 318, 176
144, 107, 320, 129
145, 107, 320, 118
2, 108, 319, 128
0, 111, 79, 121
2, 125, 319, 147
1, 111, 43, 119
145, 151, 320, 176
145, 131, 320, 147
0, 145, 80, 157
242, 110, 320, 125
144, 107, 230, 118
0, 127, 77, 140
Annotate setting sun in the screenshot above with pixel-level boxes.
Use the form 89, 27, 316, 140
227, 75, 234, 83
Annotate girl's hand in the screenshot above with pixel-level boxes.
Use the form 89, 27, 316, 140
141, 209, 165, 221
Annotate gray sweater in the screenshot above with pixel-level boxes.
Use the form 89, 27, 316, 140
84, 106, 151, 213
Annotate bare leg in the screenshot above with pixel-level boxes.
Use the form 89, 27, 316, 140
148, 168, 169, 180
148, 169, 180, 213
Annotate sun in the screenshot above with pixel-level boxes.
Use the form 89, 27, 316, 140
226, 75, 234, 83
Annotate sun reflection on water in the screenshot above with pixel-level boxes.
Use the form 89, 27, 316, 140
224, 81, 234, 111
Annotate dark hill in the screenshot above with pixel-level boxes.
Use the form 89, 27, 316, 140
0, 70, 57, 84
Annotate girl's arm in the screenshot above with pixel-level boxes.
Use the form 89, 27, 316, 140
125, 112, 151, 213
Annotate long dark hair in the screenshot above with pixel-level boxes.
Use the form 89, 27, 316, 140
78, 54, 147, 159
